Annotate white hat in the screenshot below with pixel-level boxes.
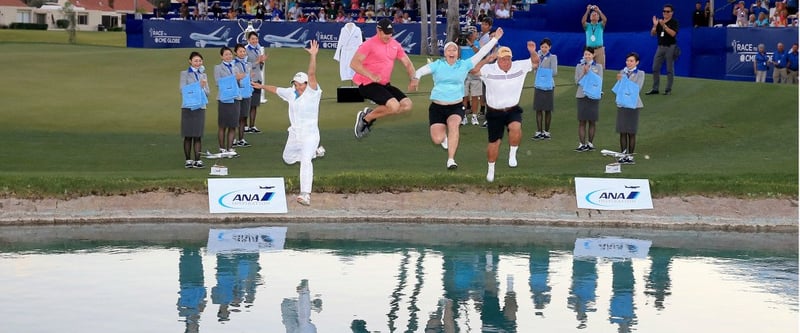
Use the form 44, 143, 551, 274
291, 72, 308, 84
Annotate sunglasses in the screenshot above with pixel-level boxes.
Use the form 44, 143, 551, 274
663, 10, 672, 13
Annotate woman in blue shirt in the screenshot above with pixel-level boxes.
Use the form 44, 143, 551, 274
410, 28, 503, 169
753, 43, 768, 83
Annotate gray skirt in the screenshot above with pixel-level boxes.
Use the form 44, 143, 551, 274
218, 100, 239, 128
533, 88, 554, 111
616, 107, 640, 134
181, 108, 206, 138
238, 97, 251, 118
577, 97, 599, 121
250, 88, 262, 108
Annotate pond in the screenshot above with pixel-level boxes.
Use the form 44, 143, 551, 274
0, 235, 796, 333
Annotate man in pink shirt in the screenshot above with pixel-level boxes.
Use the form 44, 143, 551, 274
350, 18, 418, 138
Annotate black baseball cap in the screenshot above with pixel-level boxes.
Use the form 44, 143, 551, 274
377, 18, 394, 34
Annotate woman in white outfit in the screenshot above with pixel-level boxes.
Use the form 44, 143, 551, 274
256, 40, 324, 206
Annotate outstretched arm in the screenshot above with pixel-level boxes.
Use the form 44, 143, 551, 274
472, 53, 497, 74
306, 40, 319, 90
398, 54, 417, 92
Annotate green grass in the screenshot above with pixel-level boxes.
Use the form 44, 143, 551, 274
0, 31, 796, 198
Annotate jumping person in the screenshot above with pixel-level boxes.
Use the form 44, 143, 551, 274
410, 28, 504, 169
351, 18, 417, 139
473, 43, 540, 182
255, 41, 325, 206
179, 51, 210, 169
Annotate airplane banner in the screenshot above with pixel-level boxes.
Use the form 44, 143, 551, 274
140, 20, 447, 55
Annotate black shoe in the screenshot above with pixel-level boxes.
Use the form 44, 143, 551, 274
663, 90, 672, 95
645, 90, 659, 95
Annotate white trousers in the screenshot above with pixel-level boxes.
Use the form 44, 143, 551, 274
283, 128, 320, 194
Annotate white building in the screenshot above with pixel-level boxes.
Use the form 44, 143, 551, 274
0, 0, 31, 27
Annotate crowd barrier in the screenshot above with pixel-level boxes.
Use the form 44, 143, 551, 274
125, 17, 797, 82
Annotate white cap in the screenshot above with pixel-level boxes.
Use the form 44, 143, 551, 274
291, 72, 308, 84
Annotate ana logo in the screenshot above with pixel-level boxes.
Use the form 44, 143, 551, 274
218, 188, 276, 209
585, 188, 640, 206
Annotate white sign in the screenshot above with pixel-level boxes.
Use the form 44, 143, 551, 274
207, 178, 288, 213
207, 226, 287, 254
574, 237, 652, 259
574, 177, 653, 210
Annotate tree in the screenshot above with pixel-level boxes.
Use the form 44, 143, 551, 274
420, 0, 429, 55
62, 1, 77, 44
446, 0, 459, 44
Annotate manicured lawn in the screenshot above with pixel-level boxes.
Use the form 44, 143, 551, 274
0, 31, 796, 198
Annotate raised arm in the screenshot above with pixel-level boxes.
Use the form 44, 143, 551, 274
527, 41, 540, 68
595, 5, 607, 26
581, 5, 591, 28
470, 27, 503, 66
306, 40, 319, 90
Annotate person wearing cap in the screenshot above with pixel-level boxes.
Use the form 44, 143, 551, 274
410, 27, 504, 170
253, 41, 325, 206
351, 18, 418, 139
472, 41, 540, 182
460, 25, 483, 126
581, 4, 607, 68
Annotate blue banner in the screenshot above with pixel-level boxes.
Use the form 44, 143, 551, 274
140, 19, 447, 55
725, 27, 797, 82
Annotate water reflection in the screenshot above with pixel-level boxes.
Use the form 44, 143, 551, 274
529, 248, 552, 316
609, 260, 637, 332
210, 252, 261, 322
177, 247, 206, 333
644, 249, 675, 310
0, 241, 796, 333
568, 257, 598, 329
281, 279, 317, 333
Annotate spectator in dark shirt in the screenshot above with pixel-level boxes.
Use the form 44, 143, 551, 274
692, 1, 709, 27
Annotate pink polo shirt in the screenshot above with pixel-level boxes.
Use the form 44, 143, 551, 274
352, 35, 407, 86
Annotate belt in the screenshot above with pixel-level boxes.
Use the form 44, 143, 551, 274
488, 105, 518, 112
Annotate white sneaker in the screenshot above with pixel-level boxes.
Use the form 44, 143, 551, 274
446, 158, 458, 169
471, 114, 479, 125
296, 193, 311, 206
185, 159, 194, 169
509, 153, 518, 168
486, 164, 495, 182
440, 136, 448, 150
461, 116, 468, 126
314, 146, 326, 158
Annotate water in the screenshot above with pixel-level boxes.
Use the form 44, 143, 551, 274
0, 240, 796, 333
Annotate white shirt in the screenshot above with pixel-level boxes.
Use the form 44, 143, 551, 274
479, 59, 533, 109
276, 85, 322, 136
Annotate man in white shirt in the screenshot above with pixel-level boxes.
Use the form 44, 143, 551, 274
473, 44, 539, 182
256, 41, 325, 206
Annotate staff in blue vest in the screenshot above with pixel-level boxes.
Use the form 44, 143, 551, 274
612, 52, 645, 165
770, 42, 788, 84
179, 51, 210, 169
753, 43, 769, 83
214, 46, 247, 158
574, 46, 603, 153
787, 43, 799, 84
